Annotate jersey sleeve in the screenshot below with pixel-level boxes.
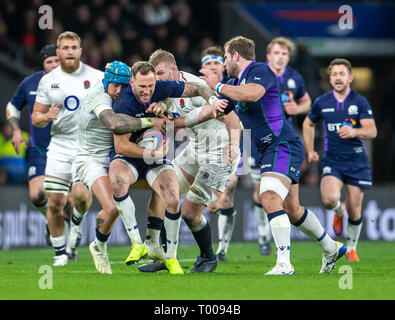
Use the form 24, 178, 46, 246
246, 64, 276, 90
155, 80, 185, 101
35, 76, 50, 105
358, 95, 374, 120
92, 92, 113, 118
307, 98, 321, 123
9, 79, 28, 110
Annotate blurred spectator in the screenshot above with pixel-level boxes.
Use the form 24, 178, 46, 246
143, 0, 172, 27
190, 36, 215, 71
126, 53, 143, 68
153, 25, 170, 51
0, 15, 9, 52
85, 16, 122, 59
106, 4, 123, 34
44, 19, 64, 47
172, 35, 192, 72
71, 4, 92, 38
0, 122, 29, 186
167, 0, 198, 41
86, 45, 104, 69
89, 0, 105, 17
139, 37, 155, 60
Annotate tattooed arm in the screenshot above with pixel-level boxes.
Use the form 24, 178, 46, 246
99, 109, 166, 134
182, 82, 216, 101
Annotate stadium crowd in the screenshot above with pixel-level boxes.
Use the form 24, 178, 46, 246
0, 0, 218, 75
2, 0, 386, 189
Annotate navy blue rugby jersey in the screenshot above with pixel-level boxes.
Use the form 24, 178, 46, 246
308, 89, 374, 161
219, 61, 301, 152
112, 80, 185, 143
10, 71, 52, 152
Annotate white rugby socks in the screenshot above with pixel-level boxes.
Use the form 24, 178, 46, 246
114, 194, 142, 245
294, 208, 336, 256
268, 211, 291, 265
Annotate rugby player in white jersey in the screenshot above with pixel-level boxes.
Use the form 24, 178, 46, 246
201, 46, 241, 262
74, 61, 167, 274
138, 49, 240, 273
32, 31, 103, 266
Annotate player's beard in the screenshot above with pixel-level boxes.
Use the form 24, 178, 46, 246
226, 61, 238, 79
60, 57, 80, 73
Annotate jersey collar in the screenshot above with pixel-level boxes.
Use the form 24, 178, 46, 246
237, 60, 255, 85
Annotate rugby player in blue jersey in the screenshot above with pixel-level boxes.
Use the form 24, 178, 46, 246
248, 37, 312, 256
5, 44, 66, 244
201, 35, 346, 275
109, 61, 221, 273
303, 58, 377, 262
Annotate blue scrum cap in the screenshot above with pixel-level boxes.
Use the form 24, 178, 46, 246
102, 61, 132, 91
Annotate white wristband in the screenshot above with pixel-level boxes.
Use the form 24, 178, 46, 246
6, 102, 21, 120
215, 83, 224, 95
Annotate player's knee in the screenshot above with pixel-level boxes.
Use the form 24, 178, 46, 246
110, 175, 129, 197
260, 191, 283, 214
73, 188, 91, 212
321, 195, 339, 209
163, 197, 180, 213
47, 194, 66, 214
182, 214, 197, 229
30, 190, 47, 208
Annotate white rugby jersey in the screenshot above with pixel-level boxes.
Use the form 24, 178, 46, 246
77, 83, 114, 158
168, 71, 229, 162
35, 62, 103, 144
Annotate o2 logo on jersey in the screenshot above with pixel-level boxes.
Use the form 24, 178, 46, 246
64, 95, 80, 111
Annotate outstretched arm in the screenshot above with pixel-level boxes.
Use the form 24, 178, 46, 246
99, 109, 166, 134
200, 68, 266, 102
181, 82, 216, 101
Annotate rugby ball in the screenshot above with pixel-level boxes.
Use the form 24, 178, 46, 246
136, 128, 166, 150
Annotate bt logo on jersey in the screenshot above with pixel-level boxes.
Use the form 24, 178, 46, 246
64, 95, 80, 111
327, 123, 342, 131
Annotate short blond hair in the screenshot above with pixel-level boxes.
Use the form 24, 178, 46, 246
57, 31, 81, 47
224, 36, 255, 61
266, 37, 294, 55
131, 61, 155, 78
149, 49, 176, 68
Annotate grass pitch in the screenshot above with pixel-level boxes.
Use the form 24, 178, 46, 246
0, 241, 394, 300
